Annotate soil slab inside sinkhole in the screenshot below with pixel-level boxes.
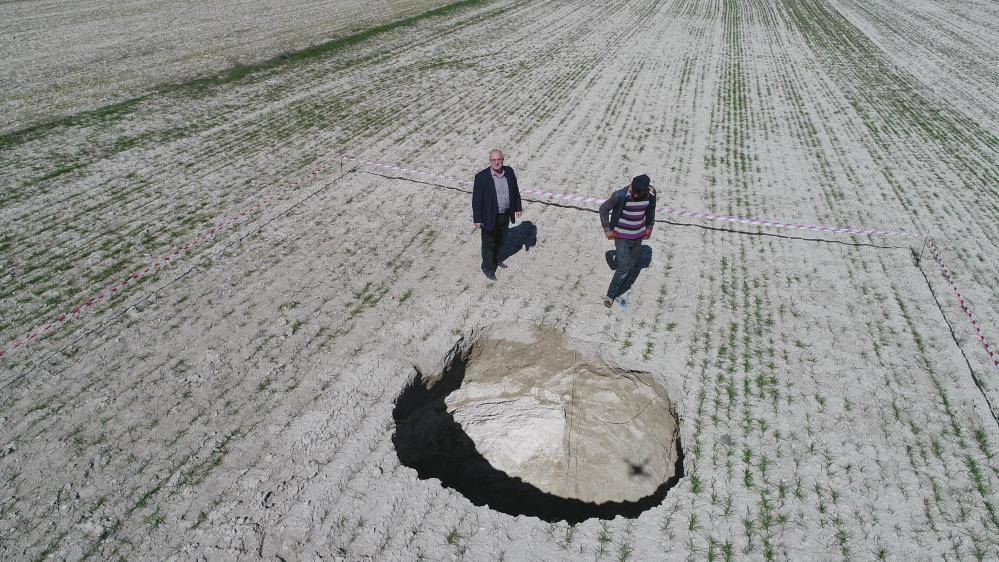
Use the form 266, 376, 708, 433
393, 326, 683, 523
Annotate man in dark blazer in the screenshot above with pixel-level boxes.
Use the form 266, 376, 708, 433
472, 149, 523, 280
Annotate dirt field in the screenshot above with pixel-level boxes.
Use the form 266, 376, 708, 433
1, 0, 997, 559
0, 0, 457, 132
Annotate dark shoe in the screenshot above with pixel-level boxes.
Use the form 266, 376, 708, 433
497, 261, 508, 268
602, 296, 614, 308
483, 270, 497, 281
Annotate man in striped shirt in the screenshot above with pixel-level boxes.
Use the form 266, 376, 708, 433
598, 174, 656, 308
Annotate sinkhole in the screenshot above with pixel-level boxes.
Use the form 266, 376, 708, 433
392, 325, 684, 523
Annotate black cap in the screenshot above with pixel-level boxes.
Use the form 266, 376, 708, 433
631, 174, 651, 195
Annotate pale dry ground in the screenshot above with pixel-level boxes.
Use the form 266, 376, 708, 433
0, 0, 456, 132
1, 0, 998, 560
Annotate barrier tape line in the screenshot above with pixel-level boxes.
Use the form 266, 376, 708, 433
925, 239, 998, 368
3, 155, 994, 373
0, 157, 342, 360
343, 157, 916, 238
344, 156, 997, 371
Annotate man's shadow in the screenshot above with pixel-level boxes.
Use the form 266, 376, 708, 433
499, 221, 537, 262
605, 245, 653, 296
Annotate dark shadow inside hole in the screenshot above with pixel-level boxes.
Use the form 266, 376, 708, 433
392, 349, 684, 524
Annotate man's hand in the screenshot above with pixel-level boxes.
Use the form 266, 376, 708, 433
473, 223, 481, 230
605, 230, 616, 240
643, 228, 653, 240
516, 211, 523, 219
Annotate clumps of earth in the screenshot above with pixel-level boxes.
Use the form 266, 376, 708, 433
393, 325, 683, 523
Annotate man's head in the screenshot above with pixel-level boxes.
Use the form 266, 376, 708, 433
489, 149, 504, 174
629, 174, 651, 199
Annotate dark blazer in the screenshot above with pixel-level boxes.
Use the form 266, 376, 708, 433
599, 187, 657, 233
472, 166, 522, 231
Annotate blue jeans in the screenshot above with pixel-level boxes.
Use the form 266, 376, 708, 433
607, 238, 642, 299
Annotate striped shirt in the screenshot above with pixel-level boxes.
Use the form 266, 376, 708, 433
613, 195, 650, 239
492, 170, 510, 213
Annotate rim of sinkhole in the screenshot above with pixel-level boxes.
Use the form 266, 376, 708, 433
392, 325, 684, 523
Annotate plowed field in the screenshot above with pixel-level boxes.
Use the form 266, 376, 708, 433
1, 0, 996, 559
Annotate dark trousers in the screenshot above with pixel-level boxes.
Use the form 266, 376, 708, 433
480, 213, 510, 273
607, 238, 642, 299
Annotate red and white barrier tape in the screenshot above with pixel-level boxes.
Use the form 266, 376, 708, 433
345, 157, 916, 238
0, 158, 342, 360
925, 239, 998, 368
3, 156, 995, 372
345, 156, 996, 370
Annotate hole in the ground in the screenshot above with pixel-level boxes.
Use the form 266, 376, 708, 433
393, 326, 684, 523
